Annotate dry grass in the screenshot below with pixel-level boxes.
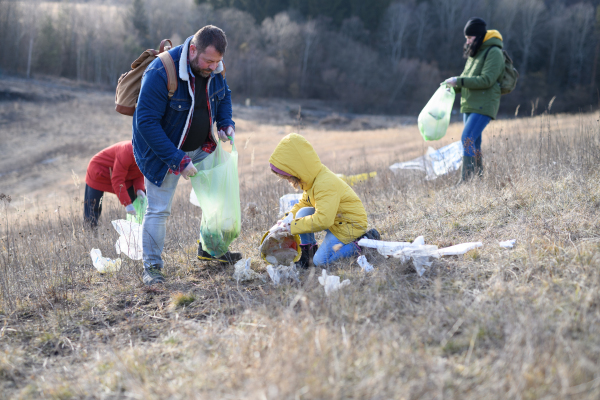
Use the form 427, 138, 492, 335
2, 77, 600, 398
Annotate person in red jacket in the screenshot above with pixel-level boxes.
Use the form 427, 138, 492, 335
84, 141, 146, 227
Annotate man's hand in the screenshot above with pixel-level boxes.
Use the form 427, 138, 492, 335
136, 190, 146, 201
181, 163, 198, 180
125, 204, 137, 216
217, 126, 235, 145
445, 77, 458, 88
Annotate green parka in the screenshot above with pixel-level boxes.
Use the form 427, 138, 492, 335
455, 30, 504, 119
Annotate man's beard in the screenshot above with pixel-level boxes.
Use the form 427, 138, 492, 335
190, 55, 212, 78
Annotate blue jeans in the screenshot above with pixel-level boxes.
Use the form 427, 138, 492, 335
295, 207, 361, 267
462, 113, 491, 157
142, 147, 209, 270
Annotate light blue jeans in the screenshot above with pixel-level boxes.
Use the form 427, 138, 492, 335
295, 207, 361, 267
462, 112, 491, 157
142, 147, 209, 270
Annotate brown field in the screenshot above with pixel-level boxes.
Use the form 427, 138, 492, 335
2, 76, 600, 399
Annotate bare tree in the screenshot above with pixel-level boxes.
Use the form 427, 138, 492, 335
565, 3, 594, 86
513, 0, 545, 79
382, 2, 413, 70
300, 20, 318, 96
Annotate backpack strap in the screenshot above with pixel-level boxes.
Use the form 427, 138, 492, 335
158, 51, 177, 99
159, 39, 173, 53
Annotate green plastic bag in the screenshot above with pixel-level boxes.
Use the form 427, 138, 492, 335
418, 84, 455, 141
190, 140, 241, 257
126, 196, 147, 224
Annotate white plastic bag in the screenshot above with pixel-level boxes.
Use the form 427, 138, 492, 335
90, 249, 121, 273
266, 263, 299, 285
318, 269, 350, 296
499, 239, 516, 249
357, 255, 374, 272
112, 219, 143, 261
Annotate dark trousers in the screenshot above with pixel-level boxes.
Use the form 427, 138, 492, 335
84, 184, 136, 227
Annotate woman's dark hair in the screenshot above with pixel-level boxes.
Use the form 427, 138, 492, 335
271, 169, 302, 189
463, 34, 485, 58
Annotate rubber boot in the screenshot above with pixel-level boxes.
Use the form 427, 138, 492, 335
296, 244, 318, 269
461, 156, 476, 182
475, 154, 484, 177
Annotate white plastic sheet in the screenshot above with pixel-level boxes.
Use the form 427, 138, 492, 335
112, 219, 143, 260
233, 258, 262, 282
318, 269, 351, 296
279, 193, 302, 216
437, 242, 482, 256
499, 239, 516, 249
190, 189, 200, 207
357, 255, 374, 272
389, 141, 463, 180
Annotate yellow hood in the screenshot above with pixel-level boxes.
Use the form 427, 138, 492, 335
269, 133, 322, 191
484, 30, 503, 42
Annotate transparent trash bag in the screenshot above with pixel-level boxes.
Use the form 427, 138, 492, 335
418, 84, 455, 141
126, 196, 147, 224
190, 141, 241, 257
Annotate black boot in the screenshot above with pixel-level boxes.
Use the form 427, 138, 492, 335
461, 156, 476, 182
475, 154, 484, 177
197, 241, 243, 264
296, 244, 318, 269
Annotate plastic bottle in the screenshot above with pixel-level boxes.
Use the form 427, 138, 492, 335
90, 249, 122, 273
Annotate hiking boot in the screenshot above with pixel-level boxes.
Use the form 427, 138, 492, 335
296, 244, 318, 269
475, 154, 484, 177
361, 228, 381, 241
143, 266, 165, 286
459, 156, 476, 183
197, 241, 243, 264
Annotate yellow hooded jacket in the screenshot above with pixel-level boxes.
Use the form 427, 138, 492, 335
269, 133, 368, 244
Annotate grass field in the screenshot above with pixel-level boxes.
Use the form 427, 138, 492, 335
2, 76, 600, 399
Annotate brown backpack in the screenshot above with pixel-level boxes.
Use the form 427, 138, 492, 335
115, 39, 178, 116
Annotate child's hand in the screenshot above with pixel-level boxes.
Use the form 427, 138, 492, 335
269, 222, 291, 240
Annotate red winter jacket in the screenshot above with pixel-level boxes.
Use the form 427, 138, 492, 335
85, 141, 145, 206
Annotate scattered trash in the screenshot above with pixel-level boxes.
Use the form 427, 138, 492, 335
389, 141, 463, 180
126, 196, 147, 224
233, 258, 262, 282
357, 236, 483, 276
437, 242, 482, 256
357, 255, 374, 272
336, 171, 377, 186
90, 249, 121, 273
418, 84, 455, 141
318, 269, 351, 296
499, 239, 516, 249
112, 219, 143, 260
279, 193, 302, 216
266, 263, 299, 285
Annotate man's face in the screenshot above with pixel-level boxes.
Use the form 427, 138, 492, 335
190, 44, 223, 78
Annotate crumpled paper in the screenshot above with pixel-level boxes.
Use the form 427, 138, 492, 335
318, 269, 350, 296
233, 258, 262, 282
266, 263, 299, 285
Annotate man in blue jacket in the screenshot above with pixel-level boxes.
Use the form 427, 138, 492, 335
133, 25, 242, 286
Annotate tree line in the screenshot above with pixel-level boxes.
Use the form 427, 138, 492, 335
0, 0, 598, 115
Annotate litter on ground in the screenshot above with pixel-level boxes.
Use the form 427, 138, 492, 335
499, 239, 516, 249
112, 219, 143, 260
357, 237, 483, 276
233, 258, 263, 282
279, 193, 302, 216
357, 255, 374, 272
389, 141, 463, 180
318, 269, 351, 296
90, 249, 121, 273
266, 263, 299, 285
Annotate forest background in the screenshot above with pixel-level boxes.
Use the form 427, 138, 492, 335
0, 0, 598, 116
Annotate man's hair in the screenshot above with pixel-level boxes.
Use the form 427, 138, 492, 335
192, 25, 227, 55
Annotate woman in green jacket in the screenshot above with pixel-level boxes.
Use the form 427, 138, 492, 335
445, 17, 504, 181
